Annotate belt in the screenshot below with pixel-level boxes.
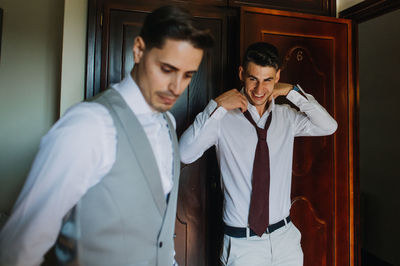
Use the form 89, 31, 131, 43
224, 216, 291, 238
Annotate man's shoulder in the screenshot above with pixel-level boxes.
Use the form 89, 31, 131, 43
40, 101, 117, 158
51, 102, 114, 139
220, 108, 247, 125
226, 108, 244, 117
273, 103, 299, 116
63, 102, 111, 123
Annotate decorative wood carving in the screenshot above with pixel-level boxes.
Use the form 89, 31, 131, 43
291, 196, 328, 266
175, 161, 207, 265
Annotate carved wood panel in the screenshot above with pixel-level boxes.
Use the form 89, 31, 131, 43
266, 34, 334, 266
241, 7, 353, 266
291, 197, 328, 266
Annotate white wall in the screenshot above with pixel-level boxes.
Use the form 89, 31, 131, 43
337, 0, 364, 13
0, 0, 64, 214
0, 0, 88, 219
60, 0, 87, 115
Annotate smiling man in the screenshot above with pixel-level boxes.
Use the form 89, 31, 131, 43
0, 5, 213, 266
179, 42, 337, 266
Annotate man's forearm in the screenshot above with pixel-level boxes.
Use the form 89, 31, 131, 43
287, 86, 337, 136
179, 100, 223, 164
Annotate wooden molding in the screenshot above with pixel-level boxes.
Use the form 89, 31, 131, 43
230, 0, 335, 17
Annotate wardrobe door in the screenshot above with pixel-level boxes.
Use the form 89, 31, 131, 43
87, 1, 238, 264
241, 7, 354, 266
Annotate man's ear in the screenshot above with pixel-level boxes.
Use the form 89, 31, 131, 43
238, 66, 244, 82
275, 69, 281, 84
133, 36, 146, 64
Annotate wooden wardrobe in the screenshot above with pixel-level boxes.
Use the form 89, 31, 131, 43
85, 1, 354, 265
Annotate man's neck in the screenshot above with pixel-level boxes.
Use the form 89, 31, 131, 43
256, 101, 271, 117
130, 68, 158, 113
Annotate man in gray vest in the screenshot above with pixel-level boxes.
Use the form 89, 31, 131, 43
0, 5, 213, 266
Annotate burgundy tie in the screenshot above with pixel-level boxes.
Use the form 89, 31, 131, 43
243, 110, 272, 237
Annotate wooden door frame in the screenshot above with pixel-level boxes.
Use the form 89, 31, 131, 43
86, 0, 100, 99
339, 1, 400, 265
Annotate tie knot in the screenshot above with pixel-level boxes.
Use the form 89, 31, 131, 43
255, 127, 267, 140
243, 110, 272, 141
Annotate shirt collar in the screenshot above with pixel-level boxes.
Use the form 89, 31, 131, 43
112, 74, 158, 116
240, 88, 275, 119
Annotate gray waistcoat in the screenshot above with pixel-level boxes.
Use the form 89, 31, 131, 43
55, 88, 180, 266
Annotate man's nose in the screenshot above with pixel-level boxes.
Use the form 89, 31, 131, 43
169, 76, 185, 96
254, 82, 262, 93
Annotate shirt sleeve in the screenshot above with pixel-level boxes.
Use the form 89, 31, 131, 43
286, 85, 338, 137
0, 102, 116, 266
179, 100, 227, 164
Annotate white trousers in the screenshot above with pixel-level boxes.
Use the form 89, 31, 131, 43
220, 222, 303, 266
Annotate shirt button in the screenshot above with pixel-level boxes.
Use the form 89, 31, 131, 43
159, 241, 163, 248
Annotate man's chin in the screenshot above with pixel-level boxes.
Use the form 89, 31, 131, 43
249, 98, 268, 107
152, 102, 175, 112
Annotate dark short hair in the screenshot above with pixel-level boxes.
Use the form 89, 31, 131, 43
242, 42, 281, 70
140, 5, 214, 50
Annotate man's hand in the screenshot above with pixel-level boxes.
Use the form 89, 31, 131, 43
215, 89, 248, 113
269, 82, 294, 101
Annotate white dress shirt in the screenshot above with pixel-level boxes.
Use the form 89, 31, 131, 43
179, 87, 337, 228
0, 74, 175, 266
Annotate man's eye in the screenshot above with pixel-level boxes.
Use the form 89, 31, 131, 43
161, 66, 172, 73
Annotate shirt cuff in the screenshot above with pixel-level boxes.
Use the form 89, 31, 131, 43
287, 84, 309, 106
206, 100, 227, 120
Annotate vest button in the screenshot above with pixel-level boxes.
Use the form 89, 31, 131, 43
159, 241, 163, 248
